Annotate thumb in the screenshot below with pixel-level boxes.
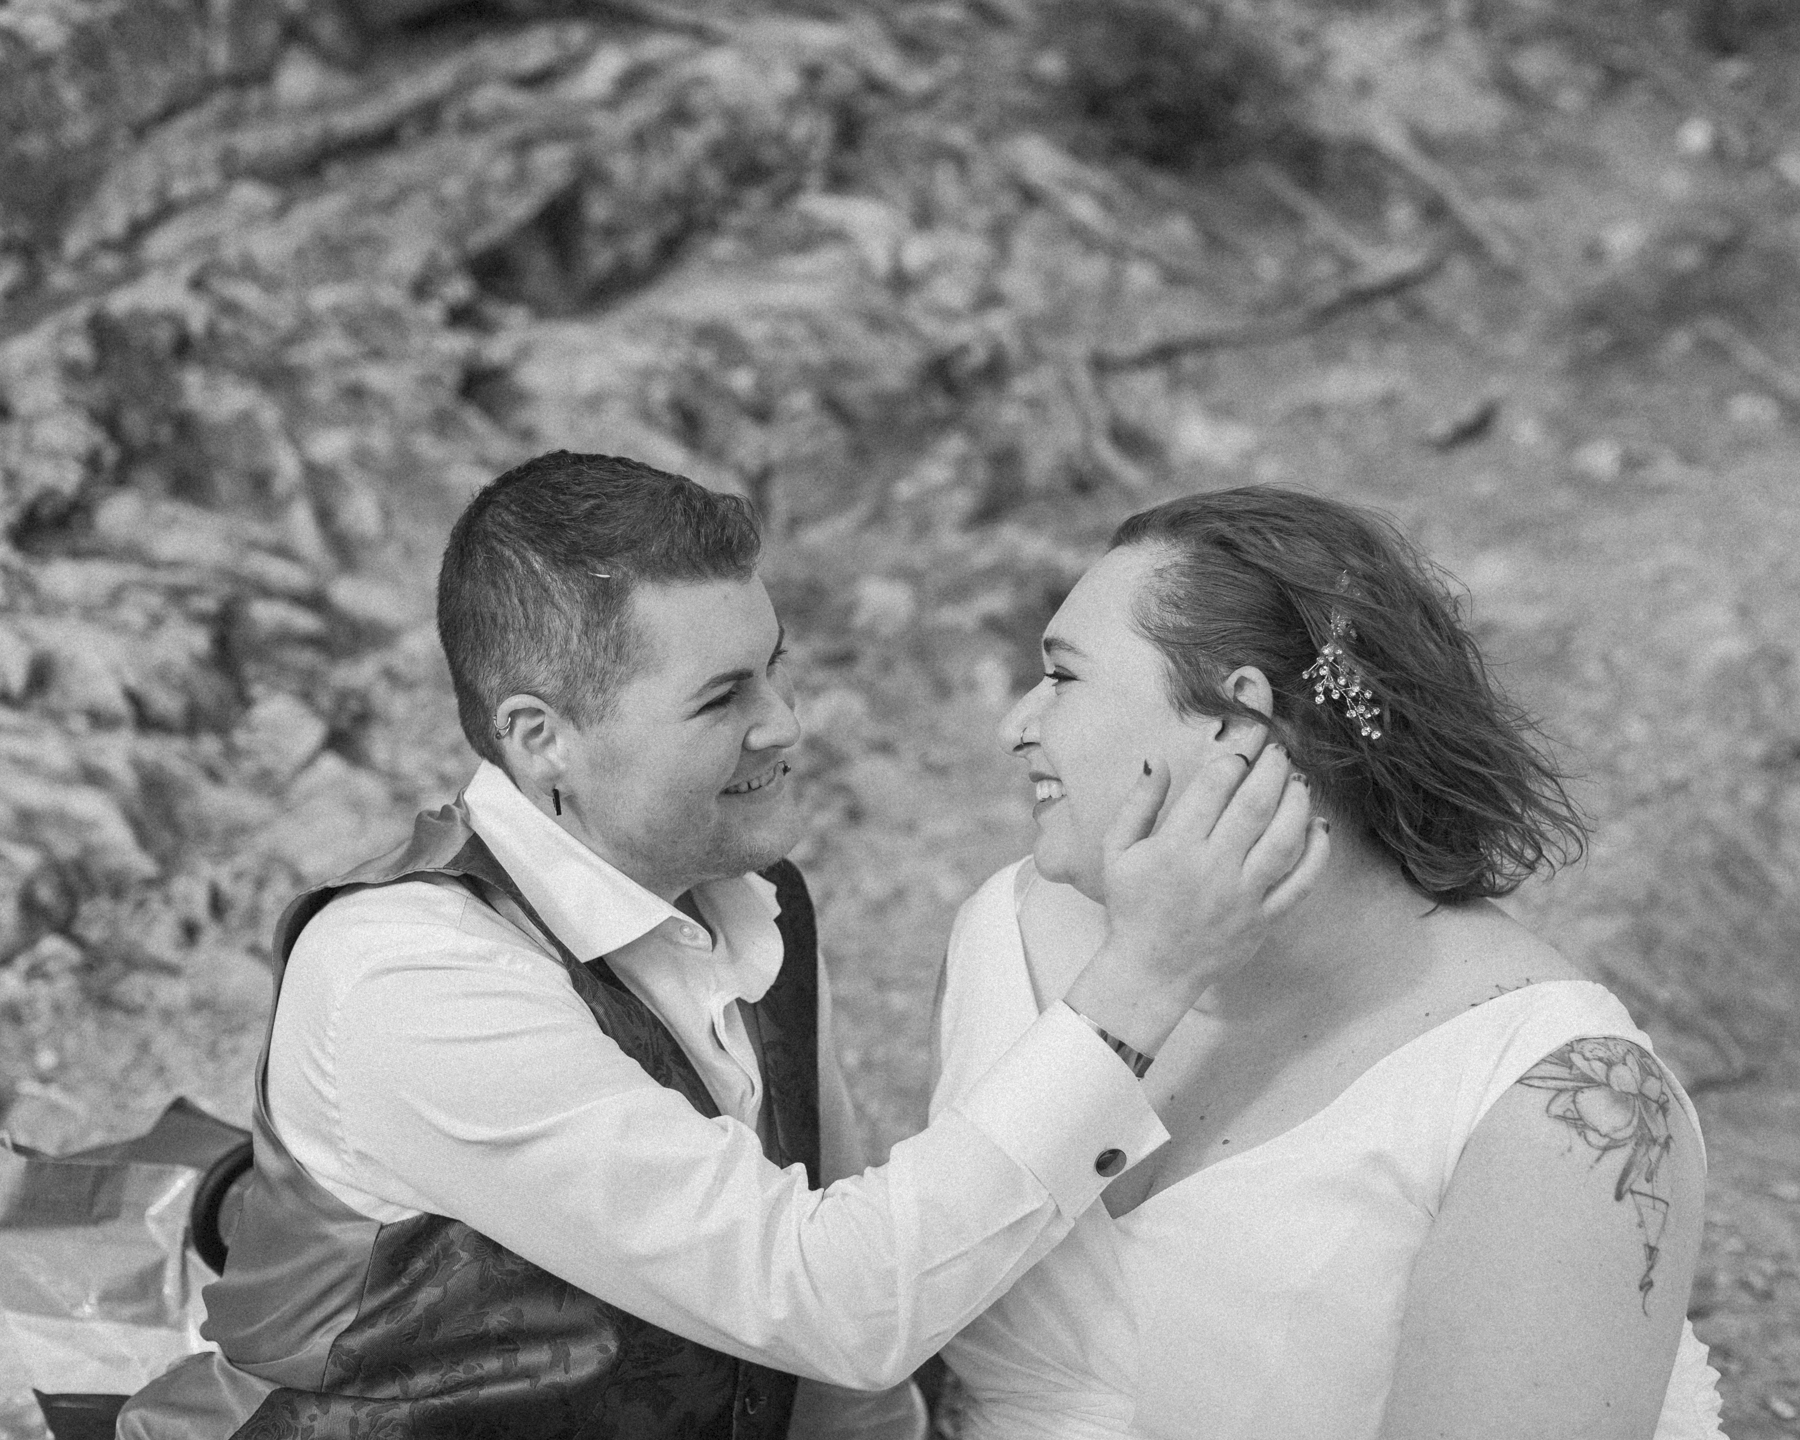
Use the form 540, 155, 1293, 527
1101, 759, 1171, 866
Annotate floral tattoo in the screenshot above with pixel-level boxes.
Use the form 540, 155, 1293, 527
1517, 1037, 1675, 1311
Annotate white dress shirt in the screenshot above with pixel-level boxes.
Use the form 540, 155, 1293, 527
264, 761, 1168, 1397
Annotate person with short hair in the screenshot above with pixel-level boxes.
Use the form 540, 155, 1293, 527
934, 485, 1725, 1439
118, 454, 1326, 1439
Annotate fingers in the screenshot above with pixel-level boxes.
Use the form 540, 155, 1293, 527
1142, 749, 1257, 852
1100, 758, 1172, 863
1261, 816, 1331, 921
1238, 766, 1313, 885
1192, 745, 1294, 860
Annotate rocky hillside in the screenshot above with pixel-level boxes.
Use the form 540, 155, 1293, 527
2, 1, 1799, 1434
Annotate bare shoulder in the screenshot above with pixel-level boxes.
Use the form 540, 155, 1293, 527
1430, 899, 1587, 1005
1468, 1034, 1705, 1311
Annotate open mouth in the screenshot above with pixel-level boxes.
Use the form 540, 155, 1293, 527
722, 760, 790, 796
1028, 770, 1065, 806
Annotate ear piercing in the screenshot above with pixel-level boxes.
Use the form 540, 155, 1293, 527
552, 787, 562, 816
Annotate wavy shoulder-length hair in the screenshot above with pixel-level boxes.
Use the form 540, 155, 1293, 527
1111, 486, 1586, 903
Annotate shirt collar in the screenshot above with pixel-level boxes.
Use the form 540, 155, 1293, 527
461, 761, 781, 995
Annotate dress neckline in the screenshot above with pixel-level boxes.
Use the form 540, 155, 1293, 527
1108, 979, 1618, 1225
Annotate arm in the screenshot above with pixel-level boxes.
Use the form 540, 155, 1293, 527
291, 749, 1322, 1390
316, 911, 1156, 1390
786, 954, 929, 1437
1379, 1038, 1705, 1440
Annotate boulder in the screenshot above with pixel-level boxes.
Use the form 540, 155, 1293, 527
0, 0, 287, 246
0, 762, 158, 887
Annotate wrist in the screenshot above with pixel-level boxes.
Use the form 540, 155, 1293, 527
1070, 1010, 1156, 1078
1063, 940, 1197, 1059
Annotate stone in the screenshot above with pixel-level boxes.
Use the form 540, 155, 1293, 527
22, 611, 233, 734
326, 573, 426, 637
1167, 408, 1260, 470
1570, 436, 1628, 483
90, 491, 252, 572
234, 692, 330, 786
0, 0, 286, 246
1726, 392, 1783, 432
0, 840, 55, 962
851, 576, 918, 638
234, 596, 330, 650
0, 624, 34, 703
25, 617, 136, 726
258, 751, 404, 880
0, 762, 158, 885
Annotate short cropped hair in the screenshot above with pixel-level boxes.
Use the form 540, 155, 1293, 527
438, 451, 761, 765
1111, 486, 1587, 902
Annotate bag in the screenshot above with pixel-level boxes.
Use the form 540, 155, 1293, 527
0, 1100, 252, 1440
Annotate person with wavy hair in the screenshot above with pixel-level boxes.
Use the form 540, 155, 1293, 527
932, 485, 1725, 1439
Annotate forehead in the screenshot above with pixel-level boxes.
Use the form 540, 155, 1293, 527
1048, 545, 1162, 640
625, 575, 776, 677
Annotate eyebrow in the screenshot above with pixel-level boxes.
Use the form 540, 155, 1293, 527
688, 623, 787, 706
1042, 634, 1086, 662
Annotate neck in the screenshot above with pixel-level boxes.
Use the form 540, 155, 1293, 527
1207, 829, 1443, 1024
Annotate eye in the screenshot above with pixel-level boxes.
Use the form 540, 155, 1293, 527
1042, 668, 1074, 688
699, 686, 739, 714
768, 645, 788, 672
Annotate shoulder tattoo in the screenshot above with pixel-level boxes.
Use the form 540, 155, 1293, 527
1516, 1037, 1676, 1312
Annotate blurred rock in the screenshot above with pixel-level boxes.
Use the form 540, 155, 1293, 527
232, 596, 330, 651
851, 576, 918, 638
0, 625, 33, 703
0, 1076, 89, 1153
235, 693, 330, 785
260, 752, 401, 879
1570, 436, 1627, 483
1167, 407, 1260, 470
0, 841, 70, 963
0, 763, 157, 886
0, 0, 286, 245
1726, 392, 1784, 431
326, 573, 426, 637
1676, 116, 1718, 158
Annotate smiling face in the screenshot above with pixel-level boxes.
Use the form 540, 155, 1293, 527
999, 545, 1232, 901
552, 575, 802, 899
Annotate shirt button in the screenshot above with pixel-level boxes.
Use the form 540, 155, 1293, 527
1094, 1147, 1126, 1178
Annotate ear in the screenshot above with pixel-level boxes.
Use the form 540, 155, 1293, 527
493, 693, 564, 788
1217, 665, 1274, 753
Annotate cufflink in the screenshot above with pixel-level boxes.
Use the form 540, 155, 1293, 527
1094, 1147, 1126, 1178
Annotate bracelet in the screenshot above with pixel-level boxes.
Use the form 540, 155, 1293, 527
1072, 1011, 1156, 1079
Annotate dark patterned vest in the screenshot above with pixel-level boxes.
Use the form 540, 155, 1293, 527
116, 799, 820, 1440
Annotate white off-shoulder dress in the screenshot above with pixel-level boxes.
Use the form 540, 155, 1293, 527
931, 860, 1727, 1440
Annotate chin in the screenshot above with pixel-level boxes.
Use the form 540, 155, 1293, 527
732, 812, 806, 877
1032, 836, 1104, 903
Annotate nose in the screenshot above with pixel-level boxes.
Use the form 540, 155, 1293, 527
747, 673, 801, 753
997, 677, 1050, 755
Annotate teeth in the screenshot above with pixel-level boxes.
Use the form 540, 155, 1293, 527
725, 761, 789, 795
1034, 778, 1065, 802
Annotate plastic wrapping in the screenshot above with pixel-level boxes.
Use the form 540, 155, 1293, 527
0, 1101, 252, 1440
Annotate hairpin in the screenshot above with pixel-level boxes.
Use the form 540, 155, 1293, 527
1302, 614, 1383, 740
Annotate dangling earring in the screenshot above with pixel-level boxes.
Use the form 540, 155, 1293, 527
552, 787, 562, 816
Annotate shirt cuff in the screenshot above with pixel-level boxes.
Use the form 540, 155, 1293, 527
951, 1000, 1169, 1217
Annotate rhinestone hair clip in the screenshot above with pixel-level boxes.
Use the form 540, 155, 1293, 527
1302, 614, 1384, 739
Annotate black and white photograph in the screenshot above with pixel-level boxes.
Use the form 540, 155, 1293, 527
0, 1, 1795, 1437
